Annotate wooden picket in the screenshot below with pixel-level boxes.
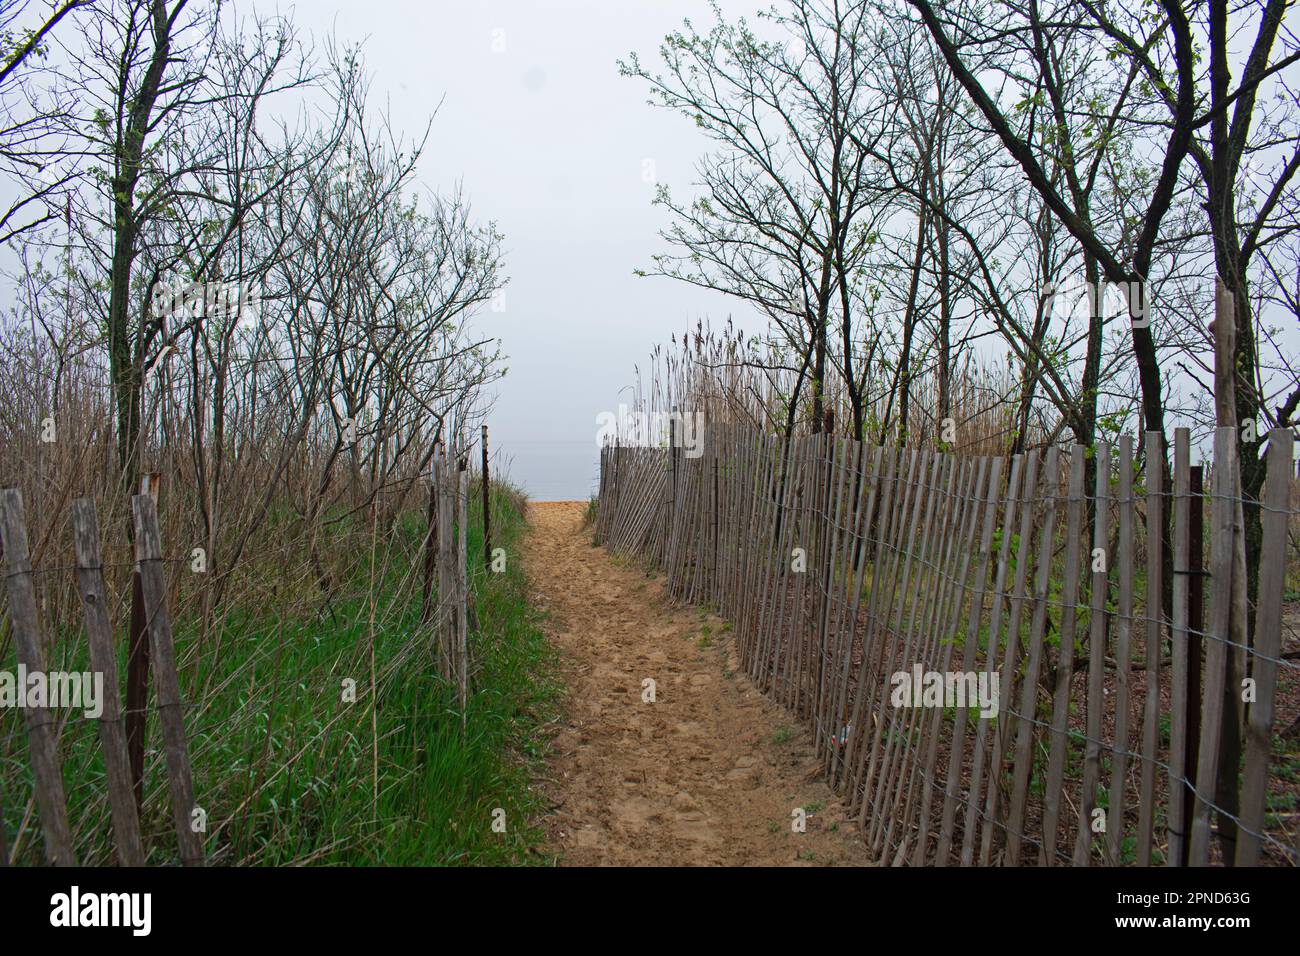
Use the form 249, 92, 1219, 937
0, 488, 202, 866
0, 489, 75, 866
71, 498, 145, 866
597, 423, 1298, 866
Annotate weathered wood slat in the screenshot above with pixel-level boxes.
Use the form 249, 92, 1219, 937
0, 488, 76, 866
1188, 427, 1235, 864
457, 462, 470, 709
1104, 437, 1135, 866
828, 443, 880, 787
963, 453, 1024, 866
1039, 448, 1087, 865
1235, 429, 1293, 865
980, 449, 1039, 865
1167, 428, 1192, 867
936, 455, 1004, 864
1074, 442, 1111, 865
977, 450, 1040, 868
72, 498, 145, 867
870, 449, 938, 854
132, 493, 204, 866
859, 449, 929, 842
1135, 431, 1164, 866
910, 457, 988, 864
842, 444, 900, 807
1005, 447, 1062, 865
876, 452, 955, 854
866, 449, 935, 836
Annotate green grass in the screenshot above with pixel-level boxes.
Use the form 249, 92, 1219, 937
300, 492, 561, 865
0, 481, 560, 866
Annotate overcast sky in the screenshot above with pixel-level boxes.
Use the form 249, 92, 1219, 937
282, 0, 767, 491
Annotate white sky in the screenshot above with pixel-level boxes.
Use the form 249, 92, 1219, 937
284, 0, 768, 449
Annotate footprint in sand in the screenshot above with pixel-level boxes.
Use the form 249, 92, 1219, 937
523, 502, 872, 868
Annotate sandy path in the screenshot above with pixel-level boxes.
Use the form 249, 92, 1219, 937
524, 501, 871, 866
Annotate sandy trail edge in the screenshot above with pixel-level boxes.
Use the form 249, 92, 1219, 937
523, 501, 872, 866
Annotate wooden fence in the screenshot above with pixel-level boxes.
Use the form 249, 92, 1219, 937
0, 449, 474, 865
423, 448, 472, 711
596, 423, 1298, 866
0, 489, 200, 866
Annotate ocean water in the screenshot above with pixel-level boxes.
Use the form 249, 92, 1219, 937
495, 439, 600, 502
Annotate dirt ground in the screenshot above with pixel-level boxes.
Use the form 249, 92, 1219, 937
523, 501, 872, 867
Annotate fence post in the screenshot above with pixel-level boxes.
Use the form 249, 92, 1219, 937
72, 498, 146, 866
132, 493, 204, 866
1188, 427, 1236, 864
1074, 442, 1112, 865
458, 457, 470, 711
1104, 436, 1136, 866
1168, 429, 1191, 865
1184, 462, 1205, 861
481, 424, 491, 573
437, 450, 455, 681
421, 440, 440, 627
1235, 428, 1294, 864
1210, 277, 1249, 860
0, 488, 76, 865
126, 471, 160, 814
1136, 430, 1164, 866
671, 406, 679, 529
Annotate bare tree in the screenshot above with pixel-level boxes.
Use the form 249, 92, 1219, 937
0, 0, 90, 243
622, 0, 889, 437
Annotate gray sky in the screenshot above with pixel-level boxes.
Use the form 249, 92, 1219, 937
289, 0, 766, 462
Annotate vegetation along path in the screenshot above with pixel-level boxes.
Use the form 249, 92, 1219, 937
523, 502, 870, 866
